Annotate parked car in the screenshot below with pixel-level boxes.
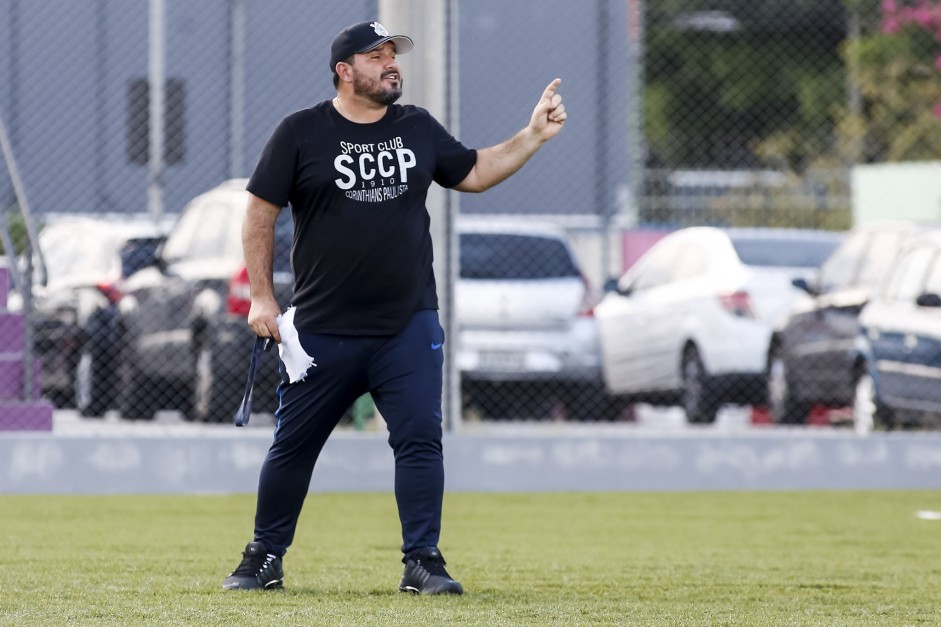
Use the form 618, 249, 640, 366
117, 179, 294, 421
767, 220, 923, 424
854, 229, 941, 433
455, 218, 616, 420
26, 217, 167, 415
595, 226, 843, 423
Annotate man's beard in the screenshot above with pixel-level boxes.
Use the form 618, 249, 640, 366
352, 70, 403, 105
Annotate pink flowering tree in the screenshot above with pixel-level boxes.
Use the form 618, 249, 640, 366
840, 0, 941, 161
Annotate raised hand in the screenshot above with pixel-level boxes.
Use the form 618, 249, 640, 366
529, 78, 567, 141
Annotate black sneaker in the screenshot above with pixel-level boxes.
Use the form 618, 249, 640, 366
222, 541, 284, 590
399, 547, 464, 595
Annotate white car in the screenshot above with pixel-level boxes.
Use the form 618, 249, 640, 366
595, 226, 843, 423
455, 218, 612, 420
25, 217, 169, 414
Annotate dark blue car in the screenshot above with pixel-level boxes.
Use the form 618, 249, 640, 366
855, 229, 941, 433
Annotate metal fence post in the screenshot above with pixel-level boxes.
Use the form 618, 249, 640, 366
148, 0, 166, 222
228, 0, 246, 179
380, 0, 461, 432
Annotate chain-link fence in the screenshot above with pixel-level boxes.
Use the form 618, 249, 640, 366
3, 0, 941, 431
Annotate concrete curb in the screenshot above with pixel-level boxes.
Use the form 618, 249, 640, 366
3, 430, 941, 494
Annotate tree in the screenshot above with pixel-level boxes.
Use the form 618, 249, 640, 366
0, 208, 28, 256
642, 0, 852, 229
645, 0, 847, 170
838, 0, 941, 163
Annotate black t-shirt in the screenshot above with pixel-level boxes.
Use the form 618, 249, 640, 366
247, 101, 477, 336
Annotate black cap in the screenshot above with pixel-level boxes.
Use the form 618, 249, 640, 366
329, 21, 413, 71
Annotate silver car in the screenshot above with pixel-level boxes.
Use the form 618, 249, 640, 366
455, 218, 614, 420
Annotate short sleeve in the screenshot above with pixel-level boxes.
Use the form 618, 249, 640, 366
246, 116, 298, 207
428, 116, 477, 189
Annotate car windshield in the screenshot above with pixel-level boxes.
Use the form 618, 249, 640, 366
460, 232, 580, 280
729, 235, 841, 269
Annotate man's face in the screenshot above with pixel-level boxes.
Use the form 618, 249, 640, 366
350, 42, 403, 105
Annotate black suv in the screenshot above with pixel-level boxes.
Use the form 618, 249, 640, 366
767, 220, 922, 424
117, 179, 293, 421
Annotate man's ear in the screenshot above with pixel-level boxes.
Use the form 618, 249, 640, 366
335, 62, 353, 84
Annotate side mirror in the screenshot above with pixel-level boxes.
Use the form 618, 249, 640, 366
916, 292, 941, 308
792, 277, 815, 296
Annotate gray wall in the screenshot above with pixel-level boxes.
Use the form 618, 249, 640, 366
0, 1, 633, 221
457, 0, 632, 218
4, 431, 941, 494
0, 0, 377, 218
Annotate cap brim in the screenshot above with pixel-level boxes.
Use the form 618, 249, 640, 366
358, 35, 413, 55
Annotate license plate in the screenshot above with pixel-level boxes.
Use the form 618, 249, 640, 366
477, 351, 525, 371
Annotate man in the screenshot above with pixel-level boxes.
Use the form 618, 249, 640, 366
223, 19, 566, 594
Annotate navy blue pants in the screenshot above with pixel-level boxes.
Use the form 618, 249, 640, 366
253, 309, 446, 558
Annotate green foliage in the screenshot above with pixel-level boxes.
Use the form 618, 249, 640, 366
642, 1, 941, 168
1, 492, 940, 625
644, 0, 847, 170
841, 15, 941, 162
707, 179, 853, 230
641, 0, 941, 227
0, 207, 29, 256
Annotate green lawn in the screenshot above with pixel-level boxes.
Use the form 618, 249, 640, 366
1, 491, 940, 626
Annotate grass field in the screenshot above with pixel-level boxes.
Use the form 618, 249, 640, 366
1, 491, 940, 626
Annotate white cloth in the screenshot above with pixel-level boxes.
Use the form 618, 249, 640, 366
276, 306, 316, 383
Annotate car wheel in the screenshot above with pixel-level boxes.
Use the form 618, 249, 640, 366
852, 370, 893, 435
563, 383, 631, 422
76, 345, 117, 418
192, 343, 239, 423
682, 346, 719, 424
462, 381, 513, 421
48, 340, 81, 409
47, 390, 72, 409
117, 351, 156, 421
767, 345, 810, 425
75, 349, 99, 417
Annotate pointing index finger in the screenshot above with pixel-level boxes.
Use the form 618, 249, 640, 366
541, 78, 562, 102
